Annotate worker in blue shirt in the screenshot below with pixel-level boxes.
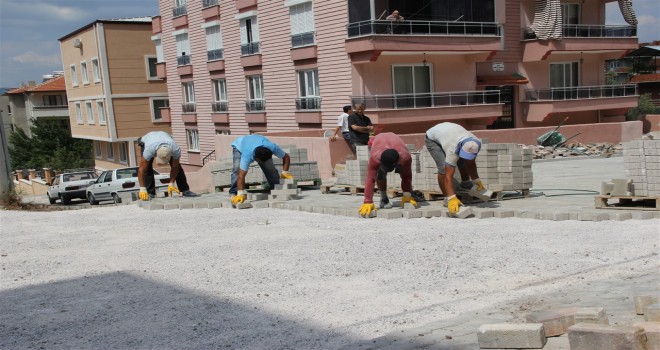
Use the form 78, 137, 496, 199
229, 135, 293, 206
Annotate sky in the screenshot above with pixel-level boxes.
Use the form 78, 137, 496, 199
0, 0, 658, 88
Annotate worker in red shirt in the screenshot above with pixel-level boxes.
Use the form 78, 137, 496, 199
359, 132, 417, 217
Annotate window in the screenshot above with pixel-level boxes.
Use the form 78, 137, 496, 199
151, 98, 170, 121
70, 65, 78, 86
75, 102, 83, 124
562, 4, 580, 25
392, 65, 432, 108
205, 24, 224, 61
81, 61, 89, 84
212, 79, 228, 112
289, 2, 315, 47
187, 129, 200, 152
216, 129, 230, 135
95, 141, 102, 158
91, 58, 101, 82
146, 56, 159, 80
119, 142, 128, 163
153, 37, 164, 63
44, 95, 63, 106
107, 143, 115, 160
550, 62, 579, 88
297, 69, 320, 110
247, 75, 265, 111
175, 31, 191, 66
182, 82, 196, 113
96, 100, 106, 124
173, 0, 187, 17
85, 101, 94, 124
239, 17, 260, 55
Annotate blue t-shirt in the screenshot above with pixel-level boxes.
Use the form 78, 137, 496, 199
231, 135, 286, 171
141, 131, 181, 161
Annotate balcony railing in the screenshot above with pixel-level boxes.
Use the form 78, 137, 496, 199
212, 101, 228, 112
524, 84, 637, 101
182, 102, 196, 113
177, 54, 191, 66
523, 25, 636, 39
347, 20, 501, 38
32, 105, 68, 110
246, 99, 266, 112
207, 49, 224, 61
295, 97, 321, 110
202, 0, 218, 8
173, 5, 187, 18
241, 42, 260, 56
291, 32, 315, 48
351, 90, 502, 110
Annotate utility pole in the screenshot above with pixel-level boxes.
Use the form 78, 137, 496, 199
0, 108, 14, 198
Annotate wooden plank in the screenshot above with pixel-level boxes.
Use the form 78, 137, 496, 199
594, 195, 660, 211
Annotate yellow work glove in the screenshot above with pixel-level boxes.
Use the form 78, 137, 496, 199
358, 203, 375, 217
447, 195, 462, 215
474, 178, 485, 192
280, 171, 294, 180
231, 191, 247, 206
167, 182, 180, 197
400, 192, 418, 208
138, 187, 150, 201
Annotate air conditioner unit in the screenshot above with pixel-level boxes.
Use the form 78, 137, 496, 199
73, 39, 82, 48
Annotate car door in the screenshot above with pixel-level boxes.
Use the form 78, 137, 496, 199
90, 171, 112, 201
48, 176, 61, 198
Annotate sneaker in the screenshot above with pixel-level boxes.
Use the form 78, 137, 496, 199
182, 190, 199, 197
379, 198, 392, 209
443, 197, 448, 207
459, 180, 473, 190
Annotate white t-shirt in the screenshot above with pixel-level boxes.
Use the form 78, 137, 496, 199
337, 113, 349, 133
426, 123, 476, 166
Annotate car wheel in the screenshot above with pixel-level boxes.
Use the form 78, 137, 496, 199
112, 193, 122, 204
87, 192, 99, 205
47, 193, 56, 204
61, 196, 71, 205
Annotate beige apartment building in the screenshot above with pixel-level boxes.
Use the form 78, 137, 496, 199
155, 0, 639, 169
59, 18, 170, 170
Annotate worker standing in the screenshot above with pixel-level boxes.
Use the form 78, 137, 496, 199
358, 132, 416, 217
425, 122, 487, 216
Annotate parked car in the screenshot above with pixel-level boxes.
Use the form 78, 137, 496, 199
85, 167, 170, 204
47, 171, 98, 205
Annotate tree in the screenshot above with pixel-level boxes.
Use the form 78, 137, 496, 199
8, 118, 93, 171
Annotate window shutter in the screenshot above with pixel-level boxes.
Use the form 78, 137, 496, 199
155, 39, 164, 62
239, 20, 247, 44
290, 5, 299, 35
176, 34, 189, 55
251, 17, 260, 42
205, 26, 222, 51
303, 3, 314, 33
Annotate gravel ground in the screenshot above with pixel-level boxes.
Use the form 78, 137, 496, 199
1, 205, 658, 349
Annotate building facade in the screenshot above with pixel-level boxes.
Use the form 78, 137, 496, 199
155, 0, 639, 168
5, 76, 69, 137
59, 18, 170, 171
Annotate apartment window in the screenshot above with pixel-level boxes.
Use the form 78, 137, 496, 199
297, 69, 320, 110
95, 141, 102, 158
96, 100, 106, 124
146, 56, 159, 80
175, 32, 191, 66
75, 102, 83, 124
182, 82, 196, 113
550, 62, 579, 88
81, 61, 89, 84
216, 129, 230, 135
392, 65, 432, 108
70, 65, 78, 86
212, 79, 228, 112
85, 101, 94, 124
289, 2, 315, 47
44, 95, 63, 106
247, 75, 265, 111
107, 143, 115, 160
91, 57, 101, 82
151, 98, 170, 121
239, 17, 260, 55
205, 24, 224, 61
173, 0, 187, 17
119, 142, 128, 163
562, 4, 580, 25
187, 129, 200, 152
153, 38, 164, 63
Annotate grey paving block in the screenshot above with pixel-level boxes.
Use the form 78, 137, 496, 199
515, 210, 540, 219
252, 201, 270, 209
633, 290, 660, 314
474, 210, 494, 219
632, 322, 660, 350
402, 210, 422, 219
494, 210, 514, 218
163, 203, 179, 210
422, 208, 445, 218
312, 206, 325, 214
208, 201, 224, 209
179, 202, 195, 209
527, 307, 579, 336
269, 202, 285, 209
568, 323, 646, 350
540, 212, 570, 221
403, 202, 417, 210
235, 202, 253, 210
611, 212, 633, 221
574, 307, 609, 325
644, 303, 660, 322
578, 211, 610, 221
631, 211, 655, 220
146, 202, 164, 210
323, 207, 337, 215
193, 202, 210, 209
477, 323, 546, 349
452, 206, 473, 219
377, 210, 402, 219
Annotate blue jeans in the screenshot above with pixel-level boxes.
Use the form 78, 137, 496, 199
229, 148, 280, 195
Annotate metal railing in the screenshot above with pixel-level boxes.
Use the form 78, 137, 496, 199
32, 105, 68, 110
207, 49, 223, 61
182, 102, 196, 113
241, 42, 260, 56
351, 90, 502, 110
177, 54, 191, 66
246, 99, 266, 112
295, 97, 321, 110
202, 0, 218, 8
524, 84, 637, 101
347, 19, 501, 38
173, 5, 187, 18
212, 101, 228, 112
202, 150, 216, 165
291, 32, 315, 48
522, 25, 636, 39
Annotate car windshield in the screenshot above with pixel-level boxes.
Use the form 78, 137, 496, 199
63, 172, 97, 182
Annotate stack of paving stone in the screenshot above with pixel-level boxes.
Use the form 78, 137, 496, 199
336, 146, 369, 185
211, 145, 320, 190
623, 139, 660, 197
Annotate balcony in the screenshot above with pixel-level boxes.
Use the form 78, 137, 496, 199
177, 55, 193, 75
202, 0, 220, 19
523, 84, 638, 122
348, 20, 501, 38
182, 102, 196, 114
245, 99, 266, 124
523, 25, 637, 40
202, 0, 217, 7
172, 6, 188, 27
246, 99, 265, 112
295, 97, 322, 124
177, 55, 191, 66
31, 105, 69, 118
156, 62, 167, 79
291, 32, 315, 48
241, 42, 260, 56
173, 5, 187, 18
236, 0, 257, 11
207, 49, 223, 61
212, 101, 228, 112
295, 97, 321, 111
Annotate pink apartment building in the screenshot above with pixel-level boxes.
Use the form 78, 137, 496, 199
154, 0, 639, 169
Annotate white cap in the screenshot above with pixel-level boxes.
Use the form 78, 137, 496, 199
155, 145, 172, 165
458, 139, 481, 160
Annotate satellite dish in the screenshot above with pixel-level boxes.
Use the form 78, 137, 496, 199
323, 129, 334, 138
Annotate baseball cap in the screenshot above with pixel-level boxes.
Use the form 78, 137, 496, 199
379, 149, 399, 173
155, 145, 172, 165
458, 138, 481, 160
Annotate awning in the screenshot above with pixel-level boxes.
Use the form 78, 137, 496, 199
477, 75, 529, 86
626, 46, 660, 57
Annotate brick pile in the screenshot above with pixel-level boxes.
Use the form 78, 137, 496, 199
623, 139, 660, 196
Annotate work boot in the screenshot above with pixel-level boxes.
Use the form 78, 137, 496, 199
182, 190, 199, 197
379, 197, 392, 209
459, 180, 473, 190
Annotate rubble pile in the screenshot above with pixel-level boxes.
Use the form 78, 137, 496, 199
529, 142, 623, 159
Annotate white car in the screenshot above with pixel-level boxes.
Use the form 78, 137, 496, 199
86, 167, 170, 204
47, 171, 98, 205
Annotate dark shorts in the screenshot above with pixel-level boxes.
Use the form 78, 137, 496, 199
341, 131, 350, 141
